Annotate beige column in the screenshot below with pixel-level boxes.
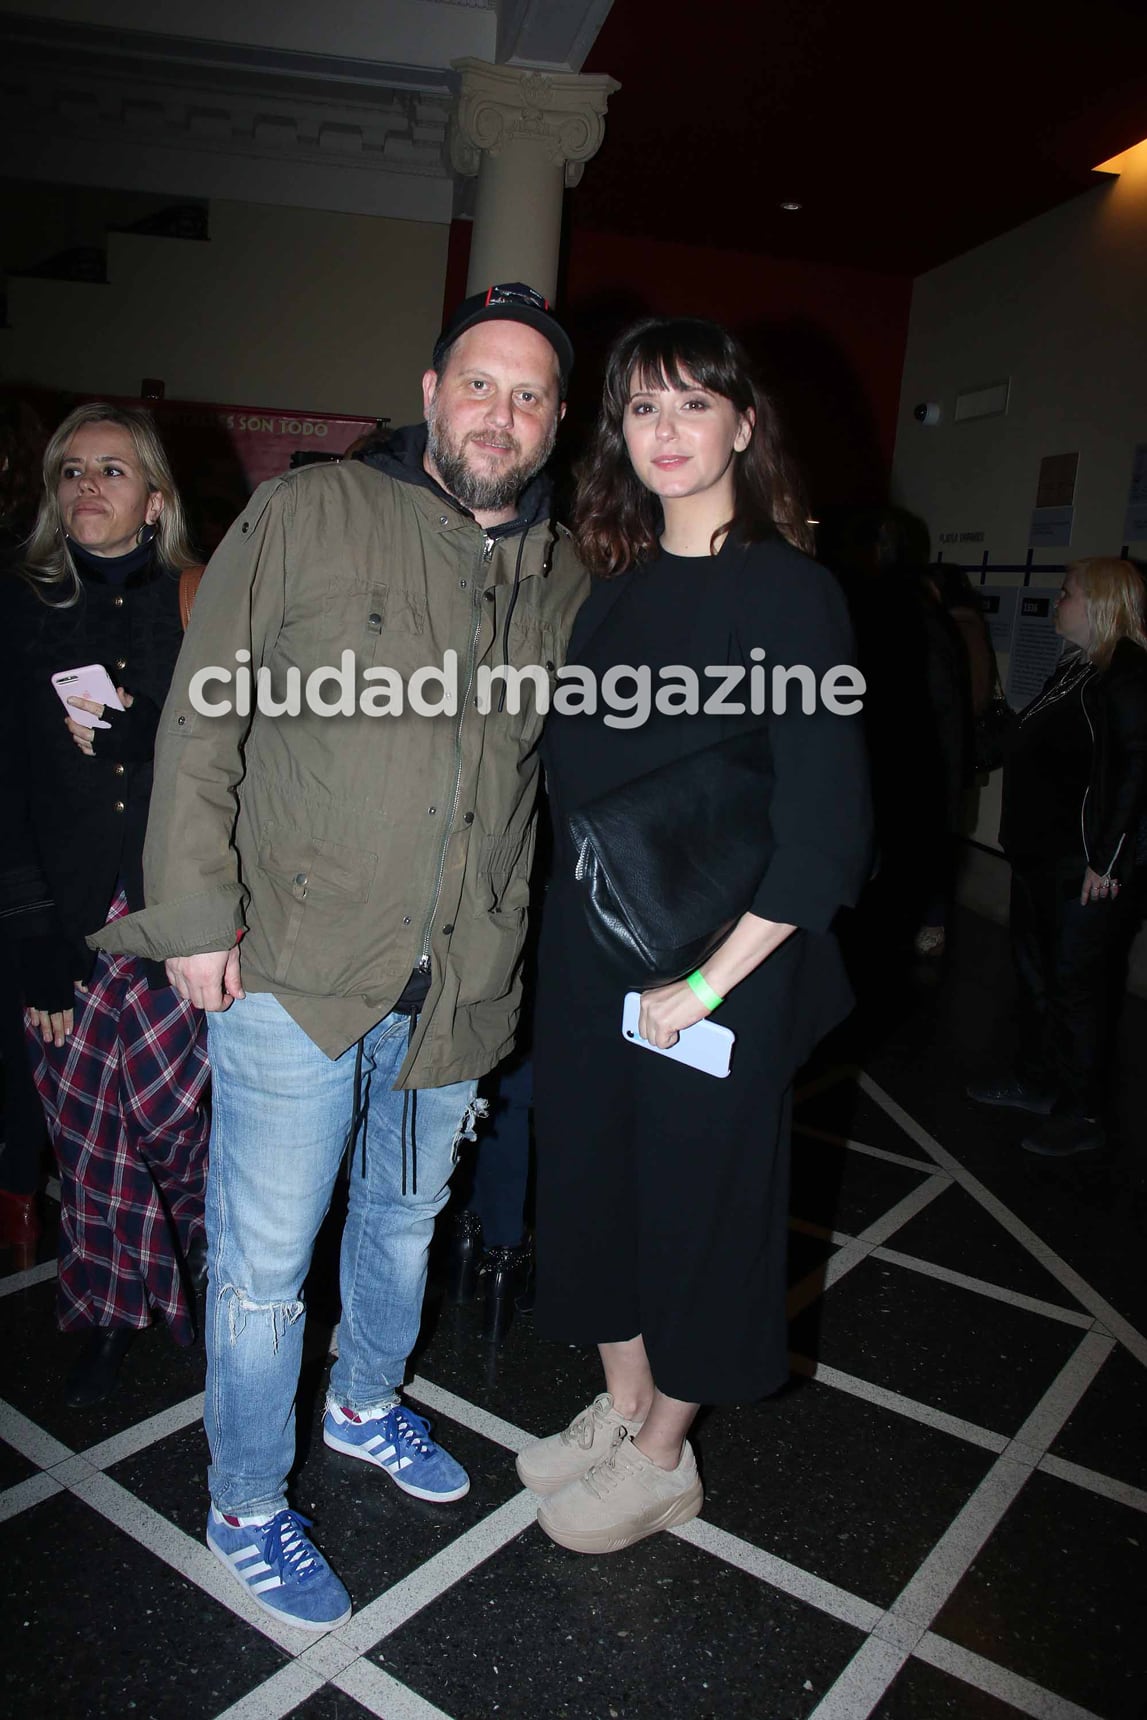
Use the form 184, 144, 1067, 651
450, 59, 618, 301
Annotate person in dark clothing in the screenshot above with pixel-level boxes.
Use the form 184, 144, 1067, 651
968, 557, 1147, 1157
912, 566, 977, 957
517, 318, 873, 1554
823, 509, 954, 970
0, 403, 209, 1403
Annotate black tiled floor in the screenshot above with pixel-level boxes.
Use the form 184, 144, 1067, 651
0, 1435, 38, 1490
788, 1253, 1085, 1432
872, 1659, 1032, 1718
883, 1182, 1088, 1310
1049, 1343, 1147, 1491
795, 1079, 935, 1163
0, 1274, 206, 1451
789, 1136, 934, 1237
371, 1523, 866, 1720
413, 1297, 606, 1439
698, 1380, 994, 1607
4, 902, 1146, 1720
0, 1489, 287, 1718
933, 1470, 1147, 1719
285, 1693, 378, 1719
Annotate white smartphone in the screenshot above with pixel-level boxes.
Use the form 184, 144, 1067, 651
622, 990, 735, 1080
50, 665, 125, 730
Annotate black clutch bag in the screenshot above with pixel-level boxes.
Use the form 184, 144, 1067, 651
972, 666, 1016, 774
566, 729, 775, 987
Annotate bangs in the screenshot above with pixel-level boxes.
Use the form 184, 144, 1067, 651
615, 318, 742, 406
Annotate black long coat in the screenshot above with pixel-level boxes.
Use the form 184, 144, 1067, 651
0, 545, 185, 1009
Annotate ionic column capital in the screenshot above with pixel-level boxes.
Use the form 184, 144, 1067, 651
450, 58, 619, 189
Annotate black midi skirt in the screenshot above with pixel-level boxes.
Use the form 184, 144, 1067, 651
532, 881, 853, 1405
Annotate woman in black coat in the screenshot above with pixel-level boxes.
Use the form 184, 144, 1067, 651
969, 557, 1147, 1156
517, 318, 873, 1554
0, 402, 209, 1405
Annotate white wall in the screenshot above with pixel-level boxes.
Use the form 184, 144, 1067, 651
889, 143, 1147, 989
891, 138, 1147, 848
892, 140, 1147, 570
1, 198, 450, 424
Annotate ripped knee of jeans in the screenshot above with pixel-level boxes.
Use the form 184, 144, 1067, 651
219, 1283, 305, 1352
451, 1095, 489, 1163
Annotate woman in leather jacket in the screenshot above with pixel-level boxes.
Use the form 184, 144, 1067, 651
970, 557, 1147, 1157
0, 403, 209, 1405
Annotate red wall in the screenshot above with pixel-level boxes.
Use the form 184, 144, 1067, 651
442, 217, 911, 511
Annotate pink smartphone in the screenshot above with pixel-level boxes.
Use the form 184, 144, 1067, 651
50, 664, 125, 730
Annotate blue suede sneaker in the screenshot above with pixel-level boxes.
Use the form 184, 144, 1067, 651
323, 1401, 470, 1502
206, 1505, 351, 1631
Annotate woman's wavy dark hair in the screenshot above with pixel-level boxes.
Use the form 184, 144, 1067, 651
572, 317, 812, 577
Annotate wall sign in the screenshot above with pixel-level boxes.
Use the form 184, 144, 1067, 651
1124, 443, 1147, 544
977, 585, 1020, 654
1029, 451, 1078, 550
1004, 592, 1065, 709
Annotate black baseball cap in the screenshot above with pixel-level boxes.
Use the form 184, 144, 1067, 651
432, 282, 574, 389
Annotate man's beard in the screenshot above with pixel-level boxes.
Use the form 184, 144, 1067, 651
426, 400, 557, 514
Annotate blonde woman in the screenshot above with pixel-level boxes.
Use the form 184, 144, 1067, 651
970, 557, 1147, 1156
0, 403, 209, 1404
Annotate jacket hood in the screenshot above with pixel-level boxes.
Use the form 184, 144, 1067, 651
357, 423, 554, 536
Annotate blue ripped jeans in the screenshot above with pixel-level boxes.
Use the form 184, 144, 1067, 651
204, 991, 479, 1517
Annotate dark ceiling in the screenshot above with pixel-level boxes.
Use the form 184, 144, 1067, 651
578, 0, 1147, 275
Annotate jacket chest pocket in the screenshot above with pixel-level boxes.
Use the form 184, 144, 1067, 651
315, 581, 427, 670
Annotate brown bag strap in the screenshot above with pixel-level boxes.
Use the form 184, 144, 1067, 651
178, 564, 206, 631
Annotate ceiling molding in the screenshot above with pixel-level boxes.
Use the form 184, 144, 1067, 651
1, 15, 458, 222
497, 0, 615, 72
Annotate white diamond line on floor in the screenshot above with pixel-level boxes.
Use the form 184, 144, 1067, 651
335, 1658, 455, 1720
674, 1516, 883, 1633
795, 1320, 1128, 1719
208, 1663, 326, 1720
0, 1259, 58, 1298
858, 1072, 1147, 1367
0, 1395, 73, 1467
1038, 1451, 1147, 1514
793, 1121, 932, 1173
871, 1244, 1093, 1328
331, 1489, 539, 1656
3, 1062, 1139, 1720
0, 1470, 62, 1524
915, 1632, 1106, 1720
806, 1633, 912, 1720
788, 1354, 1011, 1452
80, 1392, 205, 1470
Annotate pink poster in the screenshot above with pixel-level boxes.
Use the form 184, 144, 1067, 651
108, 396, 383, 550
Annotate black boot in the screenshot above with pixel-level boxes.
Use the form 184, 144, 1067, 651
446, 1210, 483, 1302
64, 1328, 136, 1408
480, 1243, 532, 1340
185, 1232, 209, 1293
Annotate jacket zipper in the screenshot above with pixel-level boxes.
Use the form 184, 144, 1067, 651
1078, 672, 1126, 878
415, 533, 494, 975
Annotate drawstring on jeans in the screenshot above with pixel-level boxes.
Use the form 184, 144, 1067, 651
400, 1011, 420, 1194
344, 1038, 369, 1178
344, 1010, 421, 1190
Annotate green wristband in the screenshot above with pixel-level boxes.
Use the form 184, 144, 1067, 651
686, 969, 723, 1011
